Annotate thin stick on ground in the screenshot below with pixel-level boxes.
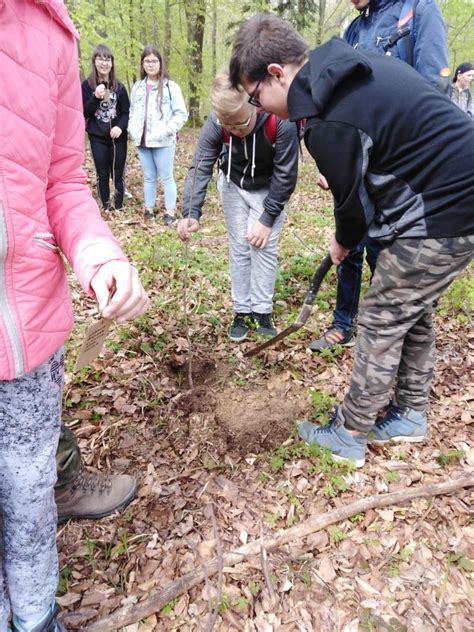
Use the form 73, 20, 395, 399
205, 502, 224, 632
260, 520, 277, 606
81, 476, 474, 632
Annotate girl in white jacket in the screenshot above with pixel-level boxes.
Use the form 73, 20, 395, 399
129, 45, 188, 223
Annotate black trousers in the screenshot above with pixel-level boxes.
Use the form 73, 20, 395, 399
89, 136, 127, 210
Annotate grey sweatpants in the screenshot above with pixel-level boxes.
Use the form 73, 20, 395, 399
342, 236, 474, 432
218, 172, 285, 314
0, 348, 63, 629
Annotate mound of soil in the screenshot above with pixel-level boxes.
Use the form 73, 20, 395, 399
168, 357, 309, 456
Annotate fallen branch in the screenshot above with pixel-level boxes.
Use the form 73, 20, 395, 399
205, 502, 223, 632
83, 476, 473, 632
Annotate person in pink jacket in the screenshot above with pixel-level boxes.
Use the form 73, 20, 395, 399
0, 1, 148, 630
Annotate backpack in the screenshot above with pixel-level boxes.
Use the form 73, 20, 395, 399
222, 113, 278, 146
385, 0, 421, 67
345, 0, 420, 68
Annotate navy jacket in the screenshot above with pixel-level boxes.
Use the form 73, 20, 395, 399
345, 0, 448, 86
288, 39, 474, 249
182, 112, 298, 227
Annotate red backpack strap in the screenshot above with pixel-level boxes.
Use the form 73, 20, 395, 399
264, 113, 278, 145
222, 128, 230, 144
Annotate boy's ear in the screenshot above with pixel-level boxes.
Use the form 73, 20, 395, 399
267, 63, 285, 79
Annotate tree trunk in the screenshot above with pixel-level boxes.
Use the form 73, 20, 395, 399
185, 0, 206, 126
164, 0, 171, 62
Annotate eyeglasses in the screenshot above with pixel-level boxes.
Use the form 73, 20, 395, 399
143, 59, 160, 65
247, 76, 267, 108
216, 112, 253, 130
96, 58, 112, 64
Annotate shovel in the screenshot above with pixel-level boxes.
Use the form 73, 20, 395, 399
244, 253, 333, 357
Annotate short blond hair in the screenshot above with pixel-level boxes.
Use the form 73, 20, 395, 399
211, 70, 251, 121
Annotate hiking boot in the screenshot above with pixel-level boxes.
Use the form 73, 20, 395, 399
163, 213, 177, 226
369, 405, 427, 445
143, 209, 155, 220
228, 313, 253, 342
253, 312, 277, 337
309, 326, 354, 353
298, 407, 367, 468
55, 466, 136, 523
12, 602, 67, 632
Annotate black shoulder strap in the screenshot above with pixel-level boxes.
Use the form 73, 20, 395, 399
396, 0, 421, 67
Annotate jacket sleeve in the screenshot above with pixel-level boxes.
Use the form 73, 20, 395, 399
81, 80, 100, 118
305, 121, 370, 249
167, 81, 188, 135
115, 84, 130, 131
181, 115, 223, 220
412, 0, 449, 86
46, 36, 127, 294
259, 119, 299, 227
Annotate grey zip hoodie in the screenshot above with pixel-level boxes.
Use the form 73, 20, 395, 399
182, 111, 298, 227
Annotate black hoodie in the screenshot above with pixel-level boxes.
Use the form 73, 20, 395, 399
82, 80, 130, 143
288, 38, 474, 249
182, 112, 298, 227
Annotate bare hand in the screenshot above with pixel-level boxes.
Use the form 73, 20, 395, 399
91, 261, 149, 324
177, 217, 200, 242
94, 84, 106, 99
329, 235, 349, 265
247, 220, 272, 249
317, 174, 329, 190
110, 126, 122, 139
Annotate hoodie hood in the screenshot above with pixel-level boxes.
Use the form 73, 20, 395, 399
288, 37, 373, 121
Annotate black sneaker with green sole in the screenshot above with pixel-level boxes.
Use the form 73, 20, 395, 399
252, 312, 277, 337
228, 313, 254, 342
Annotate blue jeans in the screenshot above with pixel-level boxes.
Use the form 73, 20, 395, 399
137, 145, 177, 210
333, 236, 383, 333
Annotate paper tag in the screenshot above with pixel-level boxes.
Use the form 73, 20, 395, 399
74, 318, 112, 371
103, 88, 111, 102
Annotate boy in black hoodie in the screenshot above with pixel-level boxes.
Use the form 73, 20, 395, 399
229, 13, 474, 467
178, 71, 298, 342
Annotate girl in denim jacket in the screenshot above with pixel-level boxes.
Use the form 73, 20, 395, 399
129, 45, 188, 223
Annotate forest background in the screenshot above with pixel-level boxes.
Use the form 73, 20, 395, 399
67, 0, 474, 125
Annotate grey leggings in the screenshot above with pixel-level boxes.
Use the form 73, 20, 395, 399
0, 349, 63, 628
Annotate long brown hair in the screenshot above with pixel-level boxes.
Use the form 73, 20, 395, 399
140, 44, 170, 115
88, 44, 118, 91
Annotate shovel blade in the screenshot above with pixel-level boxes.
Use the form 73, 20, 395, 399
244, 304, 313, 357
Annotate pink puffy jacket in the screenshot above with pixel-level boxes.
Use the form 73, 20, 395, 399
0, 0, 128, 380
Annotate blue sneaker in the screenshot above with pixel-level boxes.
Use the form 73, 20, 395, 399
370, 405, 427, 445
297, 407, 367, 468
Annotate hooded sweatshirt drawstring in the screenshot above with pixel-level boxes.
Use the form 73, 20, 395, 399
227, 135, 232, 182
251, 133, 256, 179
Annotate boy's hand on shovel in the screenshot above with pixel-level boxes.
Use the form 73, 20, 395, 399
329, 235, 349, 265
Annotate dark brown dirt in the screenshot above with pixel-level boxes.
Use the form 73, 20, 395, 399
168, 357, 309, 456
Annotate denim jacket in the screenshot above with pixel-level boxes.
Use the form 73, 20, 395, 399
129, 78, 188, 147
344, 0, 448, 86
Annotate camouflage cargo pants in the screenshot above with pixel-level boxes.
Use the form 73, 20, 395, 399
342, 236, 474, 433
56, 425, 81, 489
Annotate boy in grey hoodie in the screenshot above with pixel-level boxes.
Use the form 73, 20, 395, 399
178, 72, 298, 341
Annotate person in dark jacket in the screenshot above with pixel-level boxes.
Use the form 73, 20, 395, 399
82, 44, 130, 212
310, 0, 449, 352
177, 71, 298, 341
229, 13, 474, 467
